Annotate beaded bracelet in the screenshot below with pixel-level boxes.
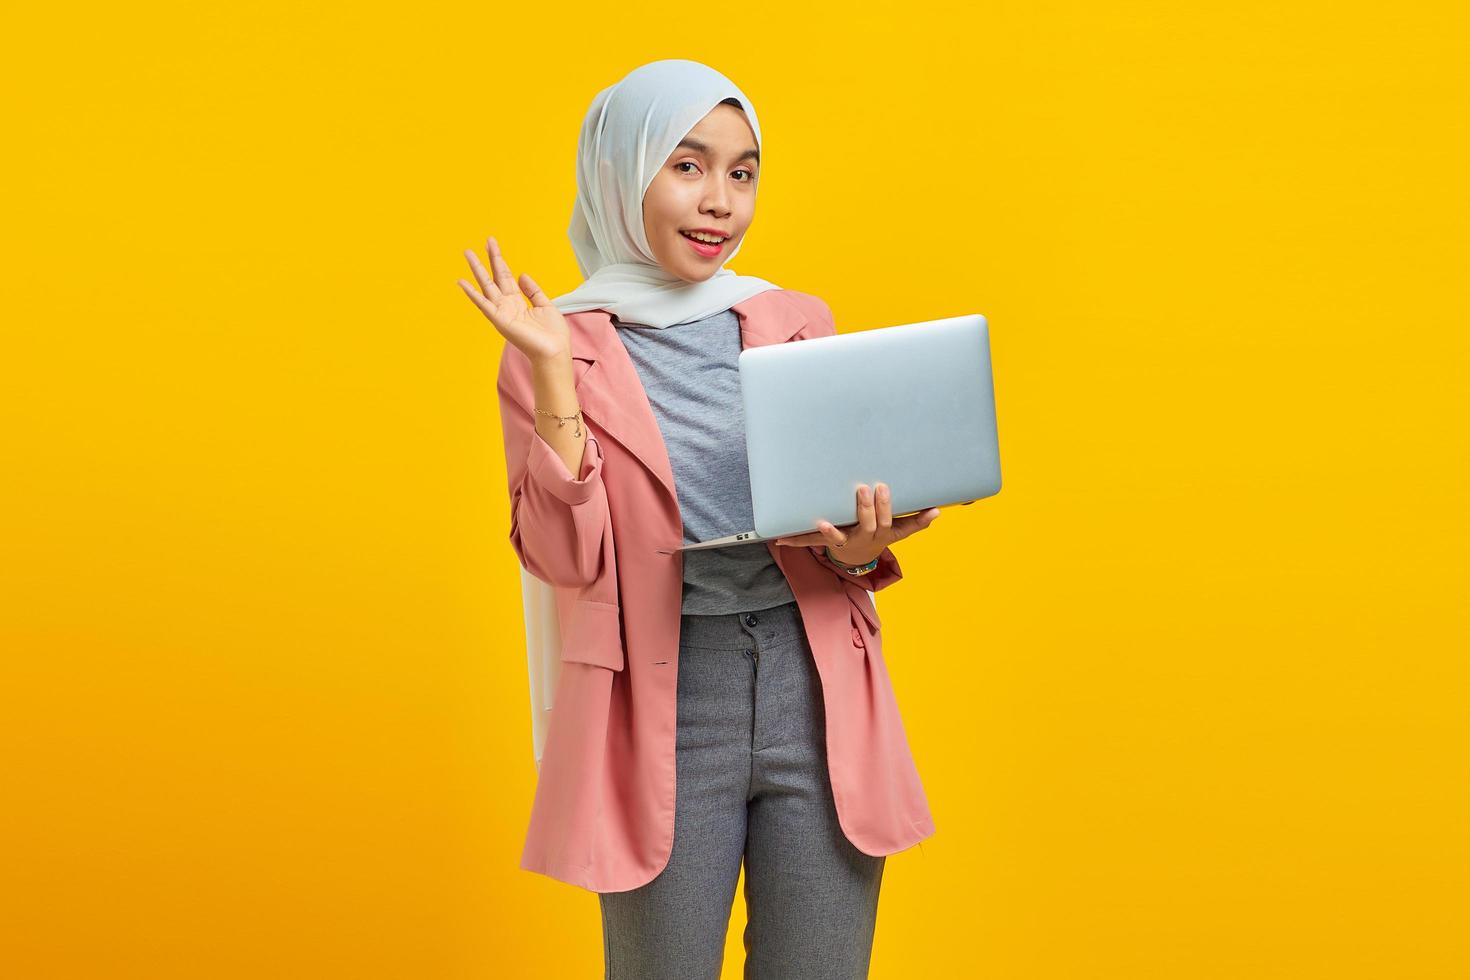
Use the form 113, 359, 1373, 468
825, 547, 880, 576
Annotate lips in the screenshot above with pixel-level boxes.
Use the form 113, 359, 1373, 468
680, 231, 727, 257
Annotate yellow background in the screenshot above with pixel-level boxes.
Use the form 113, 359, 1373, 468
3, 1, 1466, 977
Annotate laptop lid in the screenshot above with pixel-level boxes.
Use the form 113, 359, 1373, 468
735, 312, 1001, 541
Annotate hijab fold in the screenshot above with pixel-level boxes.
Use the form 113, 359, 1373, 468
524, 60, 780, 768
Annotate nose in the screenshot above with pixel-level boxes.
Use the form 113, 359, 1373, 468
702, 180, 731, 217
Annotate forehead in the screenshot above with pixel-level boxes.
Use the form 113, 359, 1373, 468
677, 104, 758, 157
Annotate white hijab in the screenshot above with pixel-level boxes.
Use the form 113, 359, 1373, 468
522, 60, 781, 768
550, 58, 782, 327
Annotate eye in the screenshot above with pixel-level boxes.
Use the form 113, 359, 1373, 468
675, 161, 755, 182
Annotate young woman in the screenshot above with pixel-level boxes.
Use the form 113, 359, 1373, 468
457, 59, 942, 980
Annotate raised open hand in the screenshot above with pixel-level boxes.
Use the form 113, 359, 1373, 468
457, 236, 570, 365
772, 482, 941, 567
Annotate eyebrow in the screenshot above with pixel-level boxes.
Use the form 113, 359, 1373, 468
675, 137, 760, 166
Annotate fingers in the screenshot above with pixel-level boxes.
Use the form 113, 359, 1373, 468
874, 482, 893, 532
854, 484, 877, 537
815, 519, 850, 549
460, 236, 552, 324
457, 278, 494, 316
772, 531, 825, 546
462, 249, 501, 302
486, 236, 520, 298
775, 518, 856, 547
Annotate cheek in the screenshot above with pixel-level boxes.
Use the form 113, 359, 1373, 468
642, 198, 675, 250
648, 215, 679, 254
645, 178, 680, 216
645, 201, 677, 239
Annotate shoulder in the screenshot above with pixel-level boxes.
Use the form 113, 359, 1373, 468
770, 288, 836, 337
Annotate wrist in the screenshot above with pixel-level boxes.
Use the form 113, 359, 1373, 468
825, 546, 880, 574
530, 351, 573, 377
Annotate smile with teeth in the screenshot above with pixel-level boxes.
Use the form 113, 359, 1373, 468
681, 230, 728, 244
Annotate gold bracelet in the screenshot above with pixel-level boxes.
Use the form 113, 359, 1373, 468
533, 407, 583, 438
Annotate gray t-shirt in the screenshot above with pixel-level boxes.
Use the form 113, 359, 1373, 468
613, 307, 796, 615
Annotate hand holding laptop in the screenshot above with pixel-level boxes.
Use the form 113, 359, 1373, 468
769, 481, 941, 568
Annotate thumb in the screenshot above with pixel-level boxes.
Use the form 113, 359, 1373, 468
520, 272, 552, 307
911, 508, 941, 532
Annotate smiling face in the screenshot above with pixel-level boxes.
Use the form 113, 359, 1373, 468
642, 101, 760, 282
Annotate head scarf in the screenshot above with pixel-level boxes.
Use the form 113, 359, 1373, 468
522, 60, 781, 769
549, 58, 782, 327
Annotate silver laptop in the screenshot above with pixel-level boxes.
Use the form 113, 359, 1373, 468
670, 313, 1001, 553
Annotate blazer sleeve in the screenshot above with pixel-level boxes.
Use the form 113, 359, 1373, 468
496, 347, 610, 589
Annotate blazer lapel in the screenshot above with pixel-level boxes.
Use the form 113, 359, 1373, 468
564, 290, 811, 513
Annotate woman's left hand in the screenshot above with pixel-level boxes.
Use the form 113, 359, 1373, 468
771, 483, 941, 566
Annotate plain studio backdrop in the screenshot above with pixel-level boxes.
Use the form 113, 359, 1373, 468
1, 2, 1466, 978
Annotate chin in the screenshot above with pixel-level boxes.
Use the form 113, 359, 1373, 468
666, 264, 713, 284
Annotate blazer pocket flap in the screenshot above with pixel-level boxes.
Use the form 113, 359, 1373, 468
559, 598, 626, 671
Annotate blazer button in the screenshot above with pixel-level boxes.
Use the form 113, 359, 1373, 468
852, 626, 864, 647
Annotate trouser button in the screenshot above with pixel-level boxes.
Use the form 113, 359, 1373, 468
743, 613, 758, 627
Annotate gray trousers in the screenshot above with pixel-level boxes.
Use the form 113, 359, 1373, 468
599, 599, 885, 979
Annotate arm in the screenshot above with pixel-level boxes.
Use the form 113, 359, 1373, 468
497, 348, 609, 589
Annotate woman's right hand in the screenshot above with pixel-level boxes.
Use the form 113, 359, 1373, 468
457, 236, 571, 366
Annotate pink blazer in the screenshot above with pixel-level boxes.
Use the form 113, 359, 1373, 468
496, 287, 936, 893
